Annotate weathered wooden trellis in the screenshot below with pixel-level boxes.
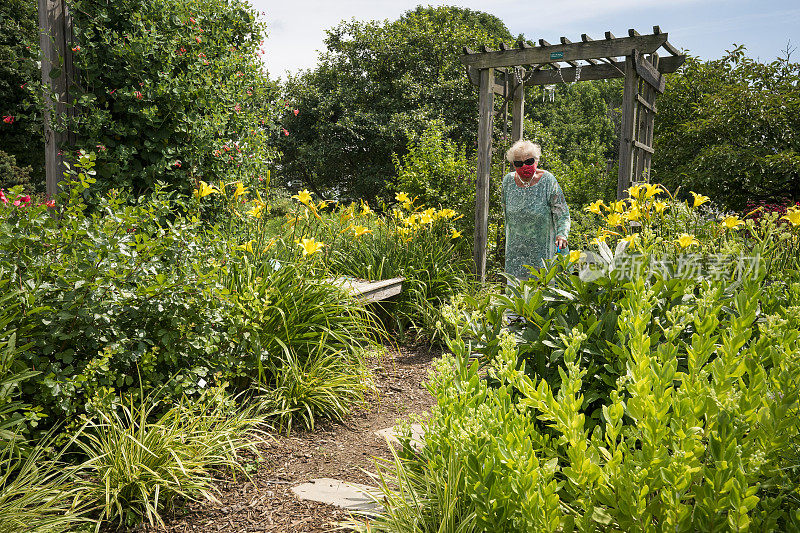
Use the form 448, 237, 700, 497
460, 27, 686, 282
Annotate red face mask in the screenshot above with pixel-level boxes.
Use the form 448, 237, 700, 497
516, 161, 537, 180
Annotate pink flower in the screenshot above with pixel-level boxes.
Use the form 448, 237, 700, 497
293, 109, 299, 116
13, 199, 20, 207
195, 36, 201, 44
0, 190, 7, 204
20, 84, 26, 89
189, 17, 196, 24
234, 103, 241, 112
134, 91, 143, 99
109, 88, 117, 95
96, 144, 106, 151
174, 160, 182, 168
283, 128, 289, 136
2, 116, 14, 124
20, 195, 31, 204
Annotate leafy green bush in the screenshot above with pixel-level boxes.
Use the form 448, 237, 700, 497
68, 0, 280, 195
356, 275, 800, 531
76, 386, 267, 528
0, 150, 34, 192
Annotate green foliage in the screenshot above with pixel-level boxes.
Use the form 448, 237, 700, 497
0, 0, 45, 191
279, 5, 515, 200
392, 120, 475, 230
0, 150, 35, 192
259, 349, 371, 432
357, 274, 800, 531
68, 0, 280, 195
76, 386, 267, 528
0, 434, 93, 533
654, 47, 800, 209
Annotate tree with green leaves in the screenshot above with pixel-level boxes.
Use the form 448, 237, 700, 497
653, 46, 800, 210
0, 0, 45, 191
67, 0, 281, 195
278, 6, 516, 201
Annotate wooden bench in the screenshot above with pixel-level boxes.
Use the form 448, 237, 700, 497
326, 276, 405, 302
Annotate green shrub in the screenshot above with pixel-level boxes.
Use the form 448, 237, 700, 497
68, 0, 280, 195
355, 275, 800, 531
76, 385, 267, 528
0, 150, 34, 192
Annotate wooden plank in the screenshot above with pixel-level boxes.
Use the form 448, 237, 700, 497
640, 55, 659, 181
634, 49, 665, 93
561, 36, 598, 64
523, 55, 684, 86
617, 55, 638, 199
460, 33, 669, 69
636, 93, 657, 113
662, 40, 682, 56
473, 68, 494, 284
38, 0, 77, 197
632, 140, 654, 154
327, 277, 405, 302
512, 76, 524, 141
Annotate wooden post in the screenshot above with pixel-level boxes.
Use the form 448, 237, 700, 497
511, 77, 524, 141
473, 68, 494, 283
617, 53, 637, 199
38, 0, 77, 197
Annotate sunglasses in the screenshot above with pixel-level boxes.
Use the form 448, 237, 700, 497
513, 158, 536, 168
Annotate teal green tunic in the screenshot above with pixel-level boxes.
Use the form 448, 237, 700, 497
502, 170, 571, 280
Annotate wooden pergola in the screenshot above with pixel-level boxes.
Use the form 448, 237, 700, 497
460, 27, 686, 282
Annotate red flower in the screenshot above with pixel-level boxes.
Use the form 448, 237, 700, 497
236, 71, 243, 77
195, 36, 201, 43
213, 150, 221, 157
96, 144, 106, 151
13, 199, 21, 207
2, 116, 14, 124
293, 109, 299, 116
45, 199, 56, 208
20, 195, 30, 204
134, 91, 143, 99
189, 17, 196, 24
174, 160, 182, 168
109, 88, 117, 95
20, 83, 26, 89
71, 46, 81, 52
283, 128, 289, 136
234, 104, 241, 112
0, 190, 7, 204
139, 82, 144, 87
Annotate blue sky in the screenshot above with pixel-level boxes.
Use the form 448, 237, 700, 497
254, 0, 800, 79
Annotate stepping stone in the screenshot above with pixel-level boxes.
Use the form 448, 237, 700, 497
375, 423, 425, 451
291, 478, 382, 514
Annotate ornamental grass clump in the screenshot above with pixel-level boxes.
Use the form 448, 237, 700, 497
76, 386, 268, 528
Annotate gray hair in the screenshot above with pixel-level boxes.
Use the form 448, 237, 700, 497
505, 140, 542, 163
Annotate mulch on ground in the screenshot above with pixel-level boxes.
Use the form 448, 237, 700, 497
145, 341, 440, 533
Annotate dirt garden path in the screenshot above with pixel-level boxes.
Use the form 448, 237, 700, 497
146, 342, 440, 533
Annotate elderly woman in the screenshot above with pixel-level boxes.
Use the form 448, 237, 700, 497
502, 140, 570, 280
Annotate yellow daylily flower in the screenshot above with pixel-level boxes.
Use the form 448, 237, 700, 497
621, 234, 639, 247
643, 183, 662, 199
585, 200, 604, 215
590, 234, 608, 246
623, 207, 641, 222
419, 212, 433, 224
676, 233, 699, 248
317, 200, 328, 211
606, 213, 624, 227
654, 200, 668, 214
398, 227, 412, 237
360, 202, 372, 216
353, 225, 372, 237
690, 192, 710, 208
720, 215, 744, 230
292, 189, 312, 205
235, 240, 254, 254
609, 200, 626, 213
299, 237, 324, 256
232, 181, 248, 199
782, 207, 800, 226
395, 192, 410, 203
246, 203, 264, 219
451, 229, 462, 239
194, 180, 219, 198
568, 250, 581, 262
403, 214, 418, 227
627, 185, 643, 200
438, 208, 457, 219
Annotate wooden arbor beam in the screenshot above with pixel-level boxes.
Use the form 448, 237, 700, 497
460, 33, 668, 69
465, 55, 685, 93
473, 68, 494, 283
